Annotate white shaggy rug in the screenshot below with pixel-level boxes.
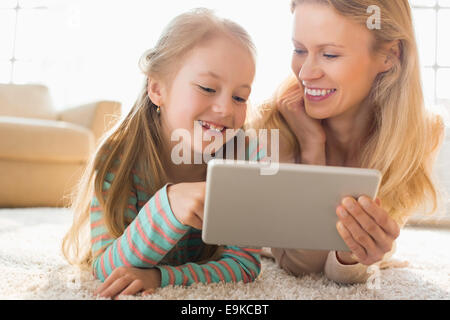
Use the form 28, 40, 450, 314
0, 208, 449, 300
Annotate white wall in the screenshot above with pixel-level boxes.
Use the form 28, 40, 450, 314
4, 0, 294, 113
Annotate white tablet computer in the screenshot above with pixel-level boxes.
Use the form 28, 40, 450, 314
202, 159, 382, 251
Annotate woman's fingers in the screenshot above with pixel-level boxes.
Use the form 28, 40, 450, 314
341, 197, 388, 246
336, 221, 367, 262
337, 203, 377, 250
336, 204, 384, 264
338, 196, 400, 265
358, 196, 400, 239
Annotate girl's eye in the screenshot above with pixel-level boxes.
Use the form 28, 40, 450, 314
199, 85, 216, 93
233, 96, 247, 104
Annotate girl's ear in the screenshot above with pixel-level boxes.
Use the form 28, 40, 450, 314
147, 78, 166, 107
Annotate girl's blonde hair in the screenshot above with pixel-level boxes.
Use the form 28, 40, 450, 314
250, 0, 444, 225
62, 8, 256, 270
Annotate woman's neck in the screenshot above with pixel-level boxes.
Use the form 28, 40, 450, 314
323, 101, 373, 167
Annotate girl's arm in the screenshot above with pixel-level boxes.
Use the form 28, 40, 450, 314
155, 246, 262, 287
147, 135, 264, 287
90, 174, 190, 282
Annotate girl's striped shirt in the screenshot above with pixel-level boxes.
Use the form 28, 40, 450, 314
90, 132, 268, 287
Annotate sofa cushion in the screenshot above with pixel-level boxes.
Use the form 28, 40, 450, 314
0, 116, 94, 163
0, 84, 57, 120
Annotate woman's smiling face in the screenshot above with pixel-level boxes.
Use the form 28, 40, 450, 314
291, 3, 386, 120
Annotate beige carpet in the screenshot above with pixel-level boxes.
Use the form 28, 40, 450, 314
0, 208, 449, 300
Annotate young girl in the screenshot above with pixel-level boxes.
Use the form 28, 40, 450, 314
250, 0, 444, 284
62, 8, 262, 299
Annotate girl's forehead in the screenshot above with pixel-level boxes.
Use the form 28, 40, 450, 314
178, 38, 255, 75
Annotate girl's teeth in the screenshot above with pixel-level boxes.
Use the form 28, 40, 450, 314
198, 120, 225, 132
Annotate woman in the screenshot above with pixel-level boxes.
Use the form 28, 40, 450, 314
250, 0, 444, 284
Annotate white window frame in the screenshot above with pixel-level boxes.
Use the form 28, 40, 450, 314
1, 0, 48, 83
412, 1, 450, 105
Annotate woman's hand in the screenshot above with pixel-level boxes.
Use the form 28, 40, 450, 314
277, 89, 326, 164
94, 266, 161, 299
167, 182, 206, 230
335, 196, 400, 266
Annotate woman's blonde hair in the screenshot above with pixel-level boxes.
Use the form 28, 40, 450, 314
251, 0, 444, 225
62, 8, 256, 270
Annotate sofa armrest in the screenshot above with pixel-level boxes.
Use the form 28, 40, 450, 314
57, 101, 121, 144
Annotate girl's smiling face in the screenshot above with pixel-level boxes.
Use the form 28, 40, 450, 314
291, 3, 388, 120
152, 34, 255, 156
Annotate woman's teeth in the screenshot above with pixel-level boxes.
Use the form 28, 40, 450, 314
198, 120, 225, 133
305, 88, 337, 97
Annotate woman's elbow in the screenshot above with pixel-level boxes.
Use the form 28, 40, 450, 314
271, 248, 328, 277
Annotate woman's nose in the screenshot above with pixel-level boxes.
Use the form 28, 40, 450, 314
298, 57, 323, 81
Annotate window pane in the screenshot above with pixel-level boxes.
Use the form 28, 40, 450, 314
18, 0, 53, 9
437, 68, 450, 99
410, 0, 436, 6
14, 8, 52, 60
437, 9, 450, 66
422, 67, 436, 107
0, 10, 16, 59
12, 60, 44, 83
0, 1, 18, 9
0, 61, 12, 83
412, 9, 436, 67
438, 0, 450, 7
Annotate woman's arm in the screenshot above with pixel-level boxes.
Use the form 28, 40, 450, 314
323, 241, 398, 284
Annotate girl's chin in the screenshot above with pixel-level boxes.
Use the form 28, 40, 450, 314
192, 142, 224, 157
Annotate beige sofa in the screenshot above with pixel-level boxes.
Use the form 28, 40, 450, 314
0, 84, 121, 207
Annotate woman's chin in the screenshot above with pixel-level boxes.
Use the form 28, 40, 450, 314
304, 105, 332, 120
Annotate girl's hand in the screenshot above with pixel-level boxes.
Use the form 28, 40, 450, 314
335, 196, 400, 266
167, 182, 206, 230
94, 266, 161, 300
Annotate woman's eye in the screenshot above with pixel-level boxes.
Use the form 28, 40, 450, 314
294, 49, 306, 55
324, 54, 339, 59
199, 85, 216, 93
233, 96, 247, 103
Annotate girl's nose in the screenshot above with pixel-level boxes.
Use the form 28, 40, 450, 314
211, 95, 234, 118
